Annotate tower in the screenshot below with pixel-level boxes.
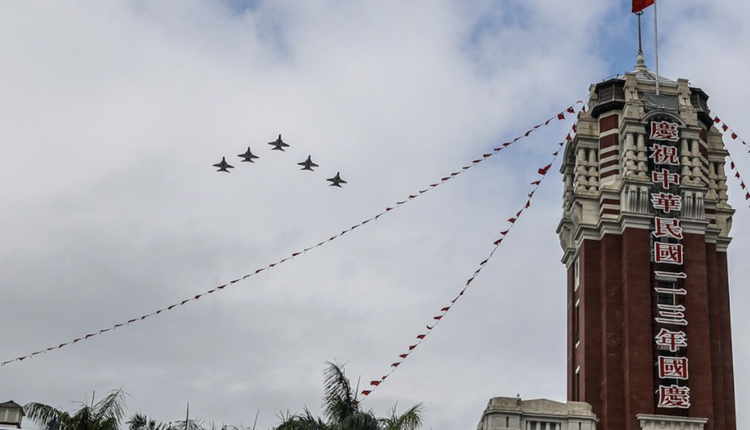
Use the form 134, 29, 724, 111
557, 53, 736, 430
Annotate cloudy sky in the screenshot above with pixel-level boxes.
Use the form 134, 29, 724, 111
1, 1, 749, 429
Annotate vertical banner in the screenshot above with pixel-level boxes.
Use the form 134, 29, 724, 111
648, 117, 691, 409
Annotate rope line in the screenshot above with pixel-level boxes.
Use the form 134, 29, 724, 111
361, 119, 580, 398
1, 100, 586, 367
713, 116, 750, 206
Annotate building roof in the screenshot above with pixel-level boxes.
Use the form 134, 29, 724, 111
0, 402, 22, 411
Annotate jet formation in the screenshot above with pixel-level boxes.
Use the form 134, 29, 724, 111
213, 135, 345, 187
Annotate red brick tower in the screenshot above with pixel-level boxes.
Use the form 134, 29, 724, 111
557, 55, 737, 430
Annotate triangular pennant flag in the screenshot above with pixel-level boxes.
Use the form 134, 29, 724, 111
557, 113, 565, 120
500, 229, 510, 236
391, 362, 401, 368
731, 162, 736, 170
399, 354, 409, 359
433, 315, 443, 320
545, 119, 551, 125
493, 238, 503, 245
741, 182, 746, 190
525, 130, 532, 137
409, 344, 417, 350
362, 390, 372, 396
722, 124, 729, 132
417, 334, 427, 339
736, 172, 741, 179
427, 324, 435, 330
572, 124, 577, 133
745, 192, 750, 200
441, 306, 451, 312
714, 117, 721, 123
370, 380, 382, 386
538, 164, 552, 175
566, 133, 572, 141
732, 132, 738, 140
508, 217, 517, 223
531, 180, 541, 185
567, 106, 575, 113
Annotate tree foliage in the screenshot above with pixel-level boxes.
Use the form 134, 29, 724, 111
24, 389, 128, 430
274, 362, 423, 430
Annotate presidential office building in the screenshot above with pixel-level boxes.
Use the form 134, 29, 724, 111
477, 54, 738, 430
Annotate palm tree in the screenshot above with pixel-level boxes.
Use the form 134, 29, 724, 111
24, 389, 128, 430
274, 362, 423, 430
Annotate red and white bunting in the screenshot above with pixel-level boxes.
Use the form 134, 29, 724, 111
713, 115, 750, 210
714, 116, 750, 152
1, 100, 587, 368
361, 118, 580, 398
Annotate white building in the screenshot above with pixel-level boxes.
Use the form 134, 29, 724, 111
476, 397, 598, 430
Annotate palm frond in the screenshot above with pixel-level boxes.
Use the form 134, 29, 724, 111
128, 413, 171, 430
378, 404, 423, 430
338, 411, 378, 430
92, 388, 128, 429
274, 409, 328, 430
322, 361, 356, 423
23, 403, 68, 430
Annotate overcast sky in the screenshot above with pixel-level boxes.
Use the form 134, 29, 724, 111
1, 1, 749, 429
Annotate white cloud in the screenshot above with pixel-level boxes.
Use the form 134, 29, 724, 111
1, 1, 748, 429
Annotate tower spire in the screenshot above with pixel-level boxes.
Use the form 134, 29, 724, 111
635, 10, 648, 71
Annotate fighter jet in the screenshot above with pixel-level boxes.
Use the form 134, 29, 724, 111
213, 157, 234, 173
326, 172, 347, 187
268, 134, 290, 151
297, 155, 319, 171
238, 147, 259, 163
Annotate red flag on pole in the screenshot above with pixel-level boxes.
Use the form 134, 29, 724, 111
632, 0, 654, 13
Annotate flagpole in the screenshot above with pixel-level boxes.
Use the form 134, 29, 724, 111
654, 0, 660, 95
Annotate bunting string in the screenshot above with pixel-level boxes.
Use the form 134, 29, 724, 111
360, 121, 579, 398
1, 100, 585, 368
713, 115, 750, 207
713, 116, 749, 152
